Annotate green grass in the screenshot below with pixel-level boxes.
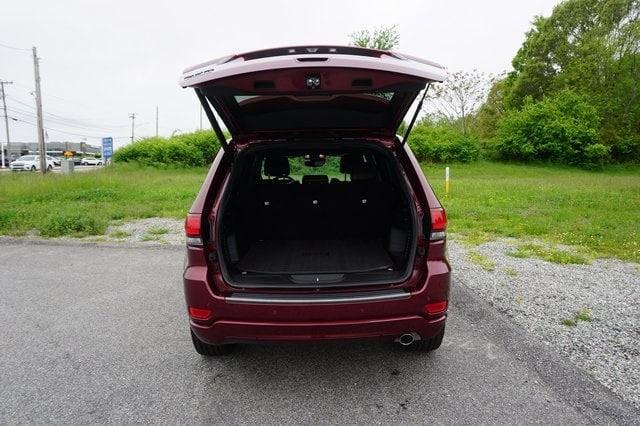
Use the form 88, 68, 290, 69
562, 307, 593, 327
140, 234, 163, 242
467, 250, 496, 271
2, 160, 640, 262
509, 243, 591, 265
0, 164, 205, 238
502, 267, 518, 277
147, 227, 169, 235
423, 161, 640, 262
109, 230, 131, 239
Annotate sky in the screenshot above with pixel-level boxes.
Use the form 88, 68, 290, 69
1, 0, 562, 150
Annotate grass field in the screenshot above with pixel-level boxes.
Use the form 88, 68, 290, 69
0, 164, 205, 237
423, 161, 640, 262
1, 161, 639, 262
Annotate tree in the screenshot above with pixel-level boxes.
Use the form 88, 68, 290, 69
349, 25, 400, 50
502, 0, 640, 160
474, 76, 510, 139
427, 70, 495, 134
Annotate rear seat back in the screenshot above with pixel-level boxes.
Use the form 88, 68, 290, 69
251, 154, 394, 241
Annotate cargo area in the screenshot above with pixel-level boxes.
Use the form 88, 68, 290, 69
216, 143, 416, 288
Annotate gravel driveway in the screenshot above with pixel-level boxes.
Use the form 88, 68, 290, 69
2, 218, 639, 417
1, 241, 637, 423
449, 239, 640, 409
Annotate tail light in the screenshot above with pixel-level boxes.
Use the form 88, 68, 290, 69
185, 213, 203, 246
424, 300, 448, 315
429, 207, 447, 241
188, 306, 212, 320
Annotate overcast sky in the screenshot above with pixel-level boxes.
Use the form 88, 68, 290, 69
1, 0, 561, 149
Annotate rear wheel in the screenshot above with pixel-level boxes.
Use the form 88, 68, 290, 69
401, 326, 445, 352
190, 329, 235, 356
47, 165, 53, 171
30, 166, 36, 171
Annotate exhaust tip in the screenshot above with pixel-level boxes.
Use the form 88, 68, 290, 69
398, 333, 416, 346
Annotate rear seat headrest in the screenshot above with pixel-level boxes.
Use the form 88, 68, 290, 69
351, 164, 376, 181
302, 175, 329, 184
339, 154, 359, 174
341, 154, 377, 181
264, 156, 290, 177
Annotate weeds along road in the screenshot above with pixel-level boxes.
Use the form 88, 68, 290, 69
0, 241, 636, 424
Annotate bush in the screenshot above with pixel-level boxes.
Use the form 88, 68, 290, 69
408, 123, 481, 163
40, 211, 107, 237
113, 130, 220, 167
495, 91, 604, 167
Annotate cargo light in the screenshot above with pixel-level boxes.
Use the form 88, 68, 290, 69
188, 306, 212, 320
429, 207, 447, 241
185, 213, 203, 246
424, 300, 448, 315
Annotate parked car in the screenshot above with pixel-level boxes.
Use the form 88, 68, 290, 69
46, 155, 61, 166
9, 155, 54, 171
80, 157, 103, 166
180, 46, 450, 356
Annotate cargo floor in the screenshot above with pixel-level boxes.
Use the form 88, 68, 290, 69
236, 239, 394, 274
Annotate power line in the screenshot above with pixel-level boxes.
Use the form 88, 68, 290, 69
6, 95, 132, 129
13, 117, 128, 140
0, 42, 31, 52
7, 107, 134, 133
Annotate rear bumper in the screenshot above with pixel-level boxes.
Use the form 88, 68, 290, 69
185, 261, 450, 345
191, 314, 446, 344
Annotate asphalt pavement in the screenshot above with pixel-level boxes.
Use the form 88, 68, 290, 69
0, 241, 637, 424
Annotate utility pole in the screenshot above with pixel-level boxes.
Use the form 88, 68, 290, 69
155, 106, 158, 137
129, 112, 136, 143
199, 106, 203, 130
0, 79, 13, 168
33, 46, 47, 174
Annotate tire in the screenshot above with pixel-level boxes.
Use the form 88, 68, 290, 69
401, 326, 445, 352
190, 329, 235, 356
30, 166, 36, 171
47, 165, 53, 171
98, 162, 102, 166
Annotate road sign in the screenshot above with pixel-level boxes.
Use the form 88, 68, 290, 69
102, 137, 113, 161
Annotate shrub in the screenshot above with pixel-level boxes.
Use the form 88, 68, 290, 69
408, 123, 481, 163
113, 130, 220, 167
40, 211, 107, 237
495, 91, 604, 167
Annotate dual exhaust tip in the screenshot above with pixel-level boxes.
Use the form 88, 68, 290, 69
397, 333, 421, 346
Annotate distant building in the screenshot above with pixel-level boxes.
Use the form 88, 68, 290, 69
3, 141, 101, 160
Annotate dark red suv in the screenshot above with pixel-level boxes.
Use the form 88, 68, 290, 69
180, 46, 450, 355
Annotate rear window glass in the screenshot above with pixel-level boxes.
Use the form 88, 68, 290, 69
261, 155, 348, 182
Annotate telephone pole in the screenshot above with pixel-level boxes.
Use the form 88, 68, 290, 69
129, 112, 136, 143
32, 47, 47, 174
155, 106, 158, 137
0, 79, 13, 168
199, 106, 203, 130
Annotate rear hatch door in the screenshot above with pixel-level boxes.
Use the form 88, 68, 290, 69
180, 46, 446, 147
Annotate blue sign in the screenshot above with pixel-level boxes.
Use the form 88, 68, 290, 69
102, 137, 113, 161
